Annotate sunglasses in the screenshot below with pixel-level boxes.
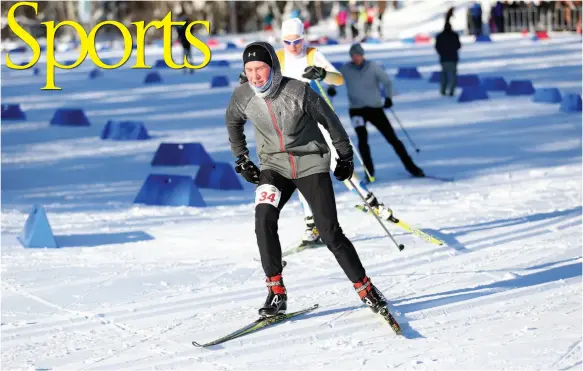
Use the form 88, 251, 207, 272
283, 37, 304, 45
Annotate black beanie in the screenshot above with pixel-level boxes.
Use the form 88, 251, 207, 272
243, 44, 272, 68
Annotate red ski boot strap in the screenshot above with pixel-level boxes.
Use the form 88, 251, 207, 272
354, 276, 372, 299
266, 274, 286, 295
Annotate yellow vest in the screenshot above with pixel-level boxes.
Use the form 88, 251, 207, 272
276, 47, 317, 71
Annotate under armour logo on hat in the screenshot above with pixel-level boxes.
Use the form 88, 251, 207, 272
243, 44, 273, 68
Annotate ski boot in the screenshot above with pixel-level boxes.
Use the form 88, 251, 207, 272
258, 274, 287, 317
353, 276, 387, 314
299, 216, 323, 247
364, 192, 393, 221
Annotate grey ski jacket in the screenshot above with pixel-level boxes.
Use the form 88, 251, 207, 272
226, 41, 353, 180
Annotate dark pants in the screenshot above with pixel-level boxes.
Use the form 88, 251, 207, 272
349, 107, 420, 177
256, 170, 366, 283
440, 61, 457, 96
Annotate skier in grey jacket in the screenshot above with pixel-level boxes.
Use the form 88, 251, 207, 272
226, 41, 388, 317
335, 43, 424, 179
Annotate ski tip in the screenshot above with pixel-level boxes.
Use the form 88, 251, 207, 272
192, 341, 202, 347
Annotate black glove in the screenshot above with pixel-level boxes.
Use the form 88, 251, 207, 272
239, 71, 248, 84
302, 66, 327, 81
327, 85, 337, 97
383, 97, 393, 109
234, 155, 260, 184
333, 156, 354, 181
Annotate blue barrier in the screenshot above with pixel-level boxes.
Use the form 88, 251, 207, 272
2, 104, 26, 120
429, 71, 441, 83
532, 88, 562, 103
101, 120, 151, 140
211, 75, 230, 88
507, 80, 535, 95
154, 59, 169, 68
209, 60, 230, 67
332, 61, 344, 70
18, 205, 58, 248
458, 85, 489, 103
151, 142, 214, 166
144, 72, 162, 84
89, 68, 102, 79
134, 174, 206, 207
560, 94, 582, 112
396, 67, 422, 79
476, 35, 492, 42
50, 108, 90, 126
195, 162, 244, 190
481, 76, 508, 91
456, 74, 481, 87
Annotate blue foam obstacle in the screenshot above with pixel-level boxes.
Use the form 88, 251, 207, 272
476, 35, 492, 42
210, 75, 230, 88
2, 104, 26, 121
332, 61, 344, 70
154, 59, 169, 68
429, 71, 441, 83
134, 174, 206, 207
458, 85, 489, 103
89, 68, 102, 79
481, 76, 508, 91
18, 205, 58, 248
195, 162, 244, 190
506, 80, 535, 96
151, 142, 214, 166
50, 108, 90, 126
144, 71, 162, 84
560, 94, 582, 112
401, 37, 416, 44
225, 42, 237, 49
208, 60, 230, 67
395, 67, 422, 79
101, 120, 151, 140
456, 74, 481, 87
532, 88, 562, 103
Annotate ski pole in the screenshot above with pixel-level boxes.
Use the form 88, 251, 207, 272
313, 80, 375, 182
389, 108, 420, 153
347, 178, 404, 252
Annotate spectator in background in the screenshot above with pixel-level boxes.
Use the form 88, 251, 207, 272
435, 22, 461, 96
175, 11, 194, 74
491, 1, 504, 33
264, 11, 274, 31
469, 1, 483, 35
350, 6, 359, 40
336, 6, 348, 38
365, 6, 375, 36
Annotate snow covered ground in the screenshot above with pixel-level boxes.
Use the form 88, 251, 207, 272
2, 32, 582, 370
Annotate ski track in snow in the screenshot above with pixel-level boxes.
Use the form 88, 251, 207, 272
2, 30, 582, 370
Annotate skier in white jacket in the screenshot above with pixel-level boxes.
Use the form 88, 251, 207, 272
276, 18, 394, 247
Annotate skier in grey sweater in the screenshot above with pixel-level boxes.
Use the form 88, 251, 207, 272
330, 43, 424, 179
226, 41, 388, 317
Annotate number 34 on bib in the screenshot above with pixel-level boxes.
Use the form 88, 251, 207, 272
255, 184, 282, 208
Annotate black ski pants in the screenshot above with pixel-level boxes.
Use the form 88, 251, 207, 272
349, 107, 418, 177
255, 169, 366, 283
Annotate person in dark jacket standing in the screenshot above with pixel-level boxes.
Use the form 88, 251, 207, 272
435, 22, 461, 96
337, 43, 424, 179
226, 41, 388, 317
175, 12, 194, 74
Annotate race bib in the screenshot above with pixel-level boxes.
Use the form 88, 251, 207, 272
351, 116, 365, 128
255, 184, 282, 208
